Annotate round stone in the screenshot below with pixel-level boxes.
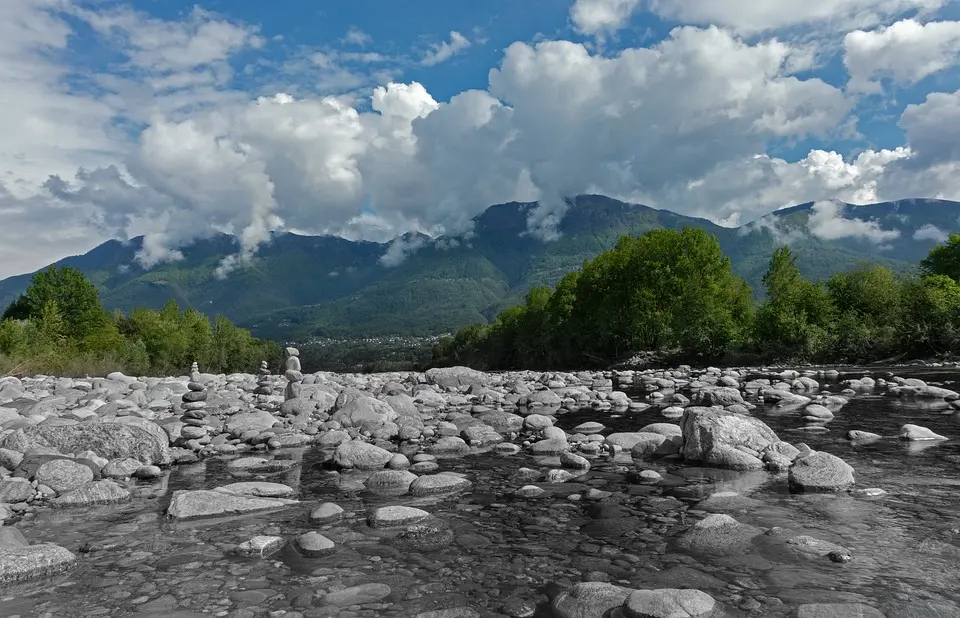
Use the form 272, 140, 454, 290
310, 502, 345, 523
35, 459, 94, 494
296, 532, 336, 555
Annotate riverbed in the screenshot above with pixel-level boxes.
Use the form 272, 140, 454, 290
2, 367, 960, 618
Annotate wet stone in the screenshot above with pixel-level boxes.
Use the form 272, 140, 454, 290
321, 583, 392, 606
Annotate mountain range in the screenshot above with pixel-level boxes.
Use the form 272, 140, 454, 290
1, 195, 958, 341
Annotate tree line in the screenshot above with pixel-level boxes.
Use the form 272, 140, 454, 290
0, 266, 281, 377
430, 228, 960, 369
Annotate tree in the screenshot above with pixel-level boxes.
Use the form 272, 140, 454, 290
920, 233, 960, 282
2, 266, 107, 342
755, 246, 835, 359
825, 264, 903, 361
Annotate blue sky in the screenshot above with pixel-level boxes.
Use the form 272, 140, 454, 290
2, 0, 960, 277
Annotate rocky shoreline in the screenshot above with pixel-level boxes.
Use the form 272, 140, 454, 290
1, 354, 958, 617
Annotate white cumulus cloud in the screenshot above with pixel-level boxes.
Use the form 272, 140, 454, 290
807, 199, 902, 243
646, 0, 948, 34
570, 0, 642, 35
845, 19, 960, 92
913, 223, 950, 242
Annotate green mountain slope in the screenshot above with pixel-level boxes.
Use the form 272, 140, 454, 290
2, 195, 957, 341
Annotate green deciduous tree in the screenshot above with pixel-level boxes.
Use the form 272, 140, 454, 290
920, 233, 960, 282
2, 266, 108, 343
754, 247, 834, 359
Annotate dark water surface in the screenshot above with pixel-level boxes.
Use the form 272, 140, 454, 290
4, 369, 960, 617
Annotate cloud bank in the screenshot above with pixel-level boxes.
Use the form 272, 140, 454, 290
2, 1, 960, 277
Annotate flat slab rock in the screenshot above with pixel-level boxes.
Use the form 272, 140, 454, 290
215, 482, 296, 498
0, 544, 78, 584
166, 489, 297, 519
226, 457, 299, 474
321, 583, 392, 607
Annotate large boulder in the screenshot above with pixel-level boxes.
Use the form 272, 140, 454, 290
680, 407, 778, 465
0, 423, 170, 465
424, 366, 487, 390
331, 396, 398, 430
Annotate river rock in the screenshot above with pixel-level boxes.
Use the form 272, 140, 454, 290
215, 482, 296, 498
425, 366, 486, 390
321, 583, 392, 607
552, 581, 635, 618
225, 410, 277, 435
310, 502, 345, 523
101, 457, 143, 478
0, 543, 78, 584
166, 489, 296, 519
675, 514, 761, 557
622, 588, 716, 618
899, 424, 948, 441
365, 469, 418, 491
680, 407, 779, 465
0, 423, 170, 465
331, 396, 398, 429
234, 535, 285, 557
367, 505, 432, 528
334, 441, 393, 470
795, 603, 885, 618
409, 474, 472, 496
0, 477, 34, 503
297, 531, 336, 555
788, 451, 856, 492
51, 480, 131, 507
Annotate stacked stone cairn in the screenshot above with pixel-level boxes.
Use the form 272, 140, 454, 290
284, 347, 303, 402
254, 360, 275, 411
179, 361, 209, 441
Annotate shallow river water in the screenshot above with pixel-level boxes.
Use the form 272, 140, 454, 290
4, 369, 960, 618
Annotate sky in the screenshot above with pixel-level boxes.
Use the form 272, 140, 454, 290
3, 0, 960, 278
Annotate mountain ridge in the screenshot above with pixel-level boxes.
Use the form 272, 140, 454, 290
2, 195, 957, 341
